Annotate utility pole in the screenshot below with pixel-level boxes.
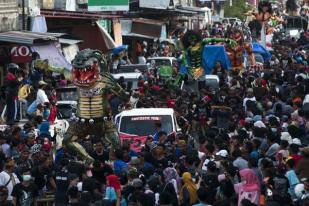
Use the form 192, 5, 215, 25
230, 0, 232, 7
22, 0, 25, 30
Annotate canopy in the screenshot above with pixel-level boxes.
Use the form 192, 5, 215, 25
202, 45, 231, 74
252, 43, 272, 62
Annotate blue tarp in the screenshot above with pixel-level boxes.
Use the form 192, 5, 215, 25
202, 45, 232, 74
112, 45, 128, 55
252, 43, 272, 61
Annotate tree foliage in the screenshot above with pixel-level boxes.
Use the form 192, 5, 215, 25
224, 0, 250, 20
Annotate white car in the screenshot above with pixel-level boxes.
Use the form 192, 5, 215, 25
112, 72, 142, 90
146, 57, 178, 69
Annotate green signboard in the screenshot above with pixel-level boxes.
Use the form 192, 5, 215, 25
88, 0, 129, 11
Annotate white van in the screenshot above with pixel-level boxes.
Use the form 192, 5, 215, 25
115, 108, 180, 151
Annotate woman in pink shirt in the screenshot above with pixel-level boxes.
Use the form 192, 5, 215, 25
234, 168, 260, 206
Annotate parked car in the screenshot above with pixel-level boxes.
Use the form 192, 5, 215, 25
112, 72, 143, 90
116, 64, 148, 74
205, 75, 220, 91
56, 85, 78, 120
146, 57, 178, 69
222, 17, 242, 26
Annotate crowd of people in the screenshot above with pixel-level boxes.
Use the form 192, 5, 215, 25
0, 2, 309, 206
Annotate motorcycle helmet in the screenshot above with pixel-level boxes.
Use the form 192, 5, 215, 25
7, 63, 21, 75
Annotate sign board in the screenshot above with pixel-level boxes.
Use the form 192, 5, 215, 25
139, 0, 170, 9
88, 0, 129, 11
10, 46, 32, 63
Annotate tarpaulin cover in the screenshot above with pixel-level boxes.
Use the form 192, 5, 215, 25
252, 42, 272, 61
112, 45, 128, 55
202, 45, 231, 74
31, 43, 71, 69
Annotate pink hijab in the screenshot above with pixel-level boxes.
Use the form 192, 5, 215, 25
239, 168, 260, 192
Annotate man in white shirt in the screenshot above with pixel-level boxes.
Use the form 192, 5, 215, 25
36, 80, 49, 105
243, 88, 256, 111
0, 159, 20, 201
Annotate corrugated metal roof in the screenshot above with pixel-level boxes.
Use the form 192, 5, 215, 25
0, 31, 62, 45
59, 38, 83, 45
41, 9, 121, 19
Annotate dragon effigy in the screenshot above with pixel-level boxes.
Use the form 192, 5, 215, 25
181, 30, 237, 80
35, 49, 128, 162
225, 27, 256, 71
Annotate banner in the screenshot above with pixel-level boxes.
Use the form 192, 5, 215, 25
120, 134, 147, 152
88, 0, 129, 11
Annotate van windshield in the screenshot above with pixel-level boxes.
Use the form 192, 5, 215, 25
119, 115, 173, 136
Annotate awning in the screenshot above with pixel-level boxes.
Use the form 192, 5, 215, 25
41, 9, 121, 20
0, 31, 62, 45
121, 18, 166, 39
96, 21, 116, 50
172, 8, 198, 15
59, 38, 83, 45
176, 6, 209, 14
123, 33, 157, 39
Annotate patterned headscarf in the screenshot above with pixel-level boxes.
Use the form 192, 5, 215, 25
163, 167, 179, 183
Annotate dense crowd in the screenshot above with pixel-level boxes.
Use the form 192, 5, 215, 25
1, 4, 309, 206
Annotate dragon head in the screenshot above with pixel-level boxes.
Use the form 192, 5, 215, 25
71, 49, 106, 88
226, 27, 244, 44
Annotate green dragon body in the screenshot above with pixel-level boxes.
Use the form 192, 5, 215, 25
35, 49, 127, 161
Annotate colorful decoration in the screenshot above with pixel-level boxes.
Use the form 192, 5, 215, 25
225, 27, 256, 70
35, 49, 128, 162
182, 30, 237, 80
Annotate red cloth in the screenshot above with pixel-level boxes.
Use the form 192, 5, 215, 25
48, 106, 57, 124
290, 154, 303, 167
106, 174, 121, 190
167, 99, 176, 108
138, 87, 145, 94
151, 85, 161, 91
6, 72, 16, 81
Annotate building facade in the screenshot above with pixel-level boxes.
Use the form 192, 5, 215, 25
0, 0, 18, 32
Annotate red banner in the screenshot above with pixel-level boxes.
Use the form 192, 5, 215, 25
10, 46, 32, 63
120, 134, 147, 152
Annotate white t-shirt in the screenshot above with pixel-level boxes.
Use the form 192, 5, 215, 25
243, 97, 256, 110
36, 89, 49, 105
1, 143, 10, 157
0, 171, 20, 200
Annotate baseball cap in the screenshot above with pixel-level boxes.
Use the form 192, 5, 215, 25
292, 138, 301, 146
253, 120, 266, 128
280, 132, 292, 144
216, 149, 228, 158
38, 80, 47, 85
